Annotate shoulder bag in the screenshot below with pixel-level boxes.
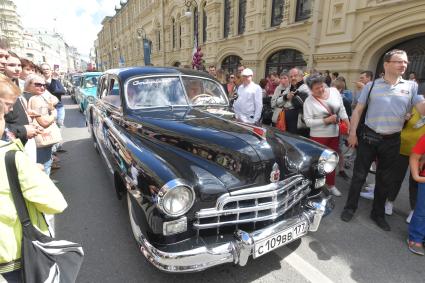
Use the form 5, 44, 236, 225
356, 80, 384, 145
29, 95, 62, 148
312, 94, 348, 135
33, 121, 62, 148
5, 150, 84, 283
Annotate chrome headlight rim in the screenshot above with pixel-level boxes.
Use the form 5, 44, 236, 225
318, 149, 339, 175
157, 179, 195, 217
86, 95, 95, 103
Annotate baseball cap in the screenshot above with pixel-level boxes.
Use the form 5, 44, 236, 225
241, 68, 253, 77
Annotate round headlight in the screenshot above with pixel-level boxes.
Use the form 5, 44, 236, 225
87, 96, 95, 103
318, 149, 339, 174
158, 180, 195, 217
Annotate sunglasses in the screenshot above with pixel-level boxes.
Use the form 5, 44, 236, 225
33, 83, 46, 88
230, 76, 235, 79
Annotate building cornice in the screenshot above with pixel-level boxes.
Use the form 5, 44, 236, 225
313, 52, 355, 62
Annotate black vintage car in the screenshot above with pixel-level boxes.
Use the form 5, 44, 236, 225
86, 67, 336, 272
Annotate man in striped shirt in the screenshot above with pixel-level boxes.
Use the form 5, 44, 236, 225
341, 49, 425, 231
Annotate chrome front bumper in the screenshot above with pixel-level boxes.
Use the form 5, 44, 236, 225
137, 195, 333, 273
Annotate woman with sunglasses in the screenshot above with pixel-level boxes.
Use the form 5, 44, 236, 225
24, 74, 58, 175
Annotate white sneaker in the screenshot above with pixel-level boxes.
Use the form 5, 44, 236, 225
365, 184, 375, 191
360, 190, 374, 200
406, 210, 414, 224
329, 186, 342, 197
385, 201, 393, 216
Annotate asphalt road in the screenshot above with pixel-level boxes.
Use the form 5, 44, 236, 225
54, 96, 424, 283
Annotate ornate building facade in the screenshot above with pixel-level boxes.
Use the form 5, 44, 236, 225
0, 0, 24, 53
95, 0, 425, 84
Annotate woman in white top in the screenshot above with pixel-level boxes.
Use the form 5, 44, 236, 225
303, 75, 350, 196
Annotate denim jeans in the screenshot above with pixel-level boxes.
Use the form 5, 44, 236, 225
344, 133, 401, 217
56, 105, 65, 127
409, 182, 425, 243
36, 146, 53, 176
55, 105, 65, 149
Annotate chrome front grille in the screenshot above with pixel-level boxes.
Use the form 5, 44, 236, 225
194, 175, 311, 232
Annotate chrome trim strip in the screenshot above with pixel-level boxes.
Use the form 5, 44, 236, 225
228, 175, 304, 197
156, 179, 195, 217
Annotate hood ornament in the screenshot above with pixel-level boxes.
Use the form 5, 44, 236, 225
270, 163, 280, 183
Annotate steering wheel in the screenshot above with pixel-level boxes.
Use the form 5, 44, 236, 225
190, 93, 215, 105
191, 93, 213, 102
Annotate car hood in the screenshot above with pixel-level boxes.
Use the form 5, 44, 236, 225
124, 107, 326, 191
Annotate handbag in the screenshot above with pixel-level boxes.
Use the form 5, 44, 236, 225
34, 121, 62, 148
339, 120, 349, 135
312, 95, 348, 135
276, 110, 286, 131
5, 150, 84, 283
272, 107, 282, 123
29, 94, 63, 148
292, 90, 309, 110
356, 80, 376, 137
261, 96, 273, 125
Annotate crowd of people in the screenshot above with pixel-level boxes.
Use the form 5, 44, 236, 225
0, 39, 68, 282
208, 49, 425, 256
1, 37, 425, 281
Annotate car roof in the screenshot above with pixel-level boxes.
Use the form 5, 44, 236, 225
104, 66, 215, 82
82, 72, 102, 76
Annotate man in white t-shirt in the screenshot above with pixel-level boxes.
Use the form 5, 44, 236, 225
233, 68, 263, 125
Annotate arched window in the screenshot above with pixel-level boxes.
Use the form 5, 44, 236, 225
376, 36, 425, 83
202, 2, 207, 43
193, 7, 199, 45
172, 18, 176, 49
223, 0, 231, 38
296, 0, 312, 22
238, 0, 246, 35
265, 49, 306, 77
271, 0, 284, 27
221, 55, 242, 75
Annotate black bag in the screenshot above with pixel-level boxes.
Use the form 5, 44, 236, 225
356, 80, 376, 137
261, 96, 273, 125
361, 126, 383, 145
292, 90, 309, 110
5, 150, 84, 283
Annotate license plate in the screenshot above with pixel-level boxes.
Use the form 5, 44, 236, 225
253, 221, 308, 258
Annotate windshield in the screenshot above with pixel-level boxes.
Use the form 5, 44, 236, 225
181, 77, 227, 106
72, 76, 81, 86
83, 76, 99, 88
126, 76, 228, 109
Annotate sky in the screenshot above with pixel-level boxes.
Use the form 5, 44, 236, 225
14, 0, 119, 58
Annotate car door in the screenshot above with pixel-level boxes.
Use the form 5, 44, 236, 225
95, 75, 125, 174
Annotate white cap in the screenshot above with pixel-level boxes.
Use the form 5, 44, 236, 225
241, 68, 253, 77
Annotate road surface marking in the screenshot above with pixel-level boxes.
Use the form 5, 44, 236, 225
275, 246, 334, 283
